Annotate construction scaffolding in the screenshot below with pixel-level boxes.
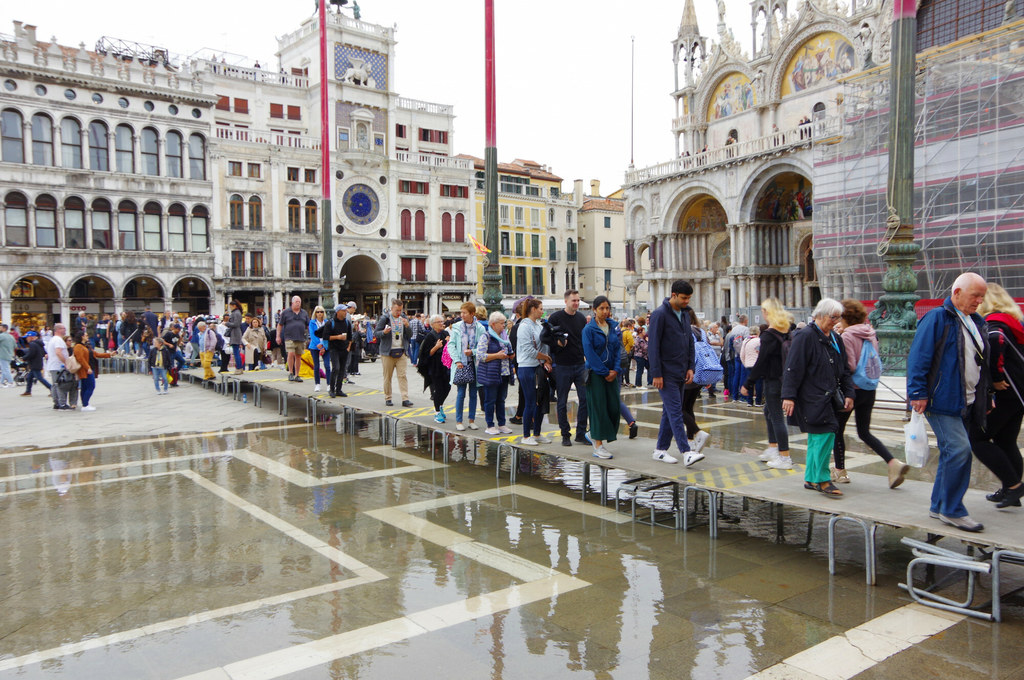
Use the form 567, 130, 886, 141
814, 20, 1024, 303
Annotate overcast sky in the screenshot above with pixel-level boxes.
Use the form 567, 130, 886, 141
7, 1, 767, 193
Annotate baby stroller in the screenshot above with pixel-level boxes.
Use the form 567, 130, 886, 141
11, 353, 28, 386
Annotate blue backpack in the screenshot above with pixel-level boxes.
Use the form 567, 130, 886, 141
693, 328, 725, 386
852, 340, 882, 390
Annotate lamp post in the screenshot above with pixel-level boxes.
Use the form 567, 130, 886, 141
482, 0, 503, 314
869, 0, 919, 375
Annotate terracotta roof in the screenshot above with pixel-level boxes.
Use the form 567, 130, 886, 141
581, 198, 624, 213
455, 154, 563, 182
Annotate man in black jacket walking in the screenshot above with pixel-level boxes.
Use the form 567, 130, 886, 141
319, 303, 353, 398
20, 331, 51, 396
648, 280, 699, 466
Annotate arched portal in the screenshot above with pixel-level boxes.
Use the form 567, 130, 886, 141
172, 277, 212, 316
339, 254, 385, 317
123, 276, 165, 313
68, 275, 116, 326
10, 275, 60, 331
751, 171, 812, 223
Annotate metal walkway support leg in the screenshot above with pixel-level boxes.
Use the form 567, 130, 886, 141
898, 538, 991, 620
277, 390, 288, 416
827, 515, 878, 585
496, 443, 517, 483
681, 486, 719, 537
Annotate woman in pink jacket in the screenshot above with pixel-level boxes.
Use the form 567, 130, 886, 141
832, 299, 910, 489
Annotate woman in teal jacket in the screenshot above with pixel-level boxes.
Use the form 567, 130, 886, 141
308, 306, 330, 392
445, 302, 487, 430
582, 296, 622, 459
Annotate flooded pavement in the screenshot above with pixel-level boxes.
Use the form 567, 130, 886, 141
2, 384, 1024, 679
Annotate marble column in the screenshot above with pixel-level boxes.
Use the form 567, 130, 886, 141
730, 276, 739, 316
0, 297, 11, 327
737, 276, 747, 310
59, 297, 71, 327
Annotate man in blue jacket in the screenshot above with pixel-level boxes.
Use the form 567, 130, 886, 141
907, 272, 991, 532
649, 280, 699, 466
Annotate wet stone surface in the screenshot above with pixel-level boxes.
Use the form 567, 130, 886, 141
1, 377, 1023, 679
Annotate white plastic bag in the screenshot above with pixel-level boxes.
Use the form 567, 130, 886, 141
904, 411, 930, 468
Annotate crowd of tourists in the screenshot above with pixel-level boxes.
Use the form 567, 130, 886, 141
4, 270, 1021, 534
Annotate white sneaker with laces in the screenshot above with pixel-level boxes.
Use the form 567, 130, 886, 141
484, 427, 501, 435
81, 405, 96, 412
536, 435, 552, 443
314, 384, 321, 392
759, 446, 780, 462
652, 450, 678, 464
593, 445, 613, 459
521, 436, 538, 446
498, 426, 513, 434
456, 423, 466, 431
693, 431, 710, 453
684, 451, 705, 467
766, 456, 794, 470
467, 422, 479, 430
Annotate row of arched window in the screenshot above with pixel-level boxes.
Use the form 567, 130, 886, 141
226, 194, 319, 232
2, 192, 209, 252
0, 109, 206, 180
400, 209, 466, 242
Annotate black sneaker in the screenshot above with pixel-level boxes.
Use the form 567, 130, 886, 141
328, 391, 336, 398
574, 434, 590, 444
986, 488, 1006, 503
402, 400, 413, 407
385, 399, 393, 406
561, 435, 572, 447
338, 391, 348, 398
509, 416, 523, 425
293, 376, 303, 383
629, 422, 639, 439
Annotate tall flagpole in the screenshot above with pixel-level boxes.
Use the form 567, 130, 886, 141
482, 0, 502, 313
871, 0, 919, 374
630, 35, 635, 168
318, 0, 335, 308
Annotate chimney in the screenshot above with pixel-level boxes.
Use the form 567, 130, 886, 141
23, 24, 37, 45
590, 179, 601, 197
574, 179, 584, 208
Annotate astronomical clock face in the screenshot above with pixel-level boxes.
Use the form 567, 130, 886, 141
337, 179, 387, 234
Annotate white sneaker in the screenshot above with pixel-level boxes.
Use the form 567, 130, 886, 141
536, 435, 553, 444
684, 451, 705, 467
484, 427, 501, 435
467, 422, 479, 430
593, 445, 613, 459
456, 423, 466, 431
766, 456, 794, 470
521, 436, 538, 446
652, 450, 678, 464
498, 426, 513, 434
314, 384, 321, 392
81, 405, 96, 412
693, 431, 710, 453
759, 447, 780, 462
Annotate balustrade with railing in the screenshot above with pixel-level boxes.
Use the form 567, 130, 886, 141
198, 59, 309, 88
626, 117, 839, 185
394, 150, 473, 169
215, 126, 321, 150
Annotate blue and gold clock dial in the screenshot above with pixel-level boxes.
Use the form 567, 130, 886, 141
342, 184, 380, 225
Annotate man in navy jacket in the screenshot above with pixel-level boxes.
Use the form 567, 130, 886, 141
907, 272, 991, 532
648, 280, 699, 466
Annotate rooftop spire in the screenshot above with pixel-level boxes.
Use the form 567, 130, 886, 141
678, 0, 700, 36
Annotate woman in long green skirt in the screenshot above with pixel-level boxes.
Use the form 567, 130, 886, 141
582, 296, 622, 459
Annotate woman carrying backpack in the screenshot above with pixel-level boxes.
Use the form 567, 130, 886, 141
973, 283, 1024, 508
832, 299, 909, 488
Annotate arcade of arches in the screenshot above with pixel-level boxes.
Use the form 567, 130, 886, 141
3, 274, 213, 333
625, 172, 820, 318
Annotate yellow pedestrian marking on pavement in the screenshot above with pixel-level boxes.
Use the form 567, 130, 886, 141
672, 459, 801, 490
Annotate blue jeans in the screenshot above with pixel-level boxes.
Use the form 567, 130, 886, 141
152, 367, 168, 393
482, 378, 509, 427
455, 381, 477, 423
174, 350, 186, 370
518, 366, 544, 437
409, 338, 420, 365
655, 378, 691, 454
231, 344, 243, 370
634, 357, 650, 386
729, 358, 744, 399
80, 374, 96, 407
926, 412, 974, 518
554, 363, 589, 438
311, 349, 331, 385
25, 369, 52, 394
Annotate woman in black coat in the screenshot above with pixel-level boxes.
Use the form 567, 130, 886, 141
782, 298, 855, 497
743, 298, 794, 469
418, 315, 451, 423
974, 283, 1024, 508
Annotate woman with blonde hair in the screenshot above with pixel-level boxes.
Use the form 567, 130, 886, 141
974, 283, 1024, 508
745, 298, 795, 469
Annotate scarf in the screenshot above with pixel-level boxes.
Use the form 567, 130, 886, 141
988, 312, 1024, 345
